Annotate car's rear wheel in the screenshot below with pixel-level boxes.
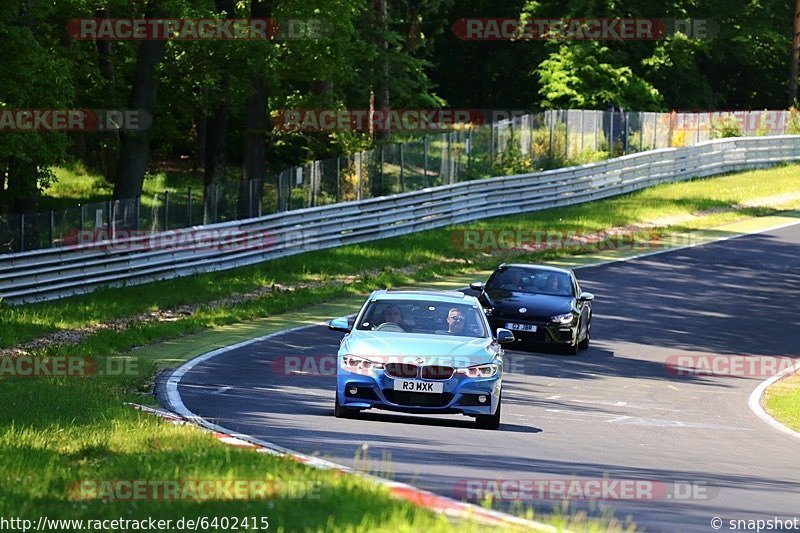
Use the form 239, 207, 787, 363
475, 395, 501, 430
334, 394, 357, 419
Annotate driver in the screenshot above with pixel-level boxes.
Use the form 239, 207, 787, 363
378, 304, 403, 325
446, 308, 466, 335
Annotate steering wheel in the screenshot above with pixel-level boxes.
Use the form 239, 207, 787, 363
374, 322, 405, 332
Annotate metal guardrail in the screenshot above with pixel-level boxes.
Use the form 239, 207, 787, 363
2, 136, 799, 304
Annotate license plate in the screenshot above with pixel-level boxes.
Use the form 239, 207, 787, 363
506, 322, 537, 332
393, 380, 444, 393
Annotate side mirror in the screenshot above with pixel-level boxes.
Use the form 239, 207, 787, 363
579, 292, 595, 302
495, 328, 515, 344
470, 281, 485, 291
328, 316, 352, 333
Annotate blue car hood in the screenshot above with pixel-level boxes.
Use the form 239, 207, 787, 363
341, 331, 496, 366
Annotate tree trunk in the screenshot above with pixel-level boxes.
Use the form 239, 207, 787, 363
237, 0, 274, 219
95, 6, 119, 184
202, 0, 237, 223
113, 1, 167, 201
790, 0, 800, 105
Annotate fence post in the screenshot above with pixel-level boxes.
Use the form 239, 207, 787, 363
609, 110, 615, 155
135, 196, 141, 230
580, 109, 585, 154
163, 191, 169, 230
248, 179, 254, 216
380, 145, 385, 194
19, 213, 24, 253
106, 199, 112, 235
423, 136, 429, 187
79, 203, 84, 235
399, 143, 405, 192
564, 111, 569, 160
49, 209, 54, 248
548, 110, 554, 159
187, 187, 192, 226
336, 157, 341, 202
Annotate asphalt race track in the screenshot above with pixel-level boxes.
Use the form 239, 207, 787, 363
168, 222, 800, 532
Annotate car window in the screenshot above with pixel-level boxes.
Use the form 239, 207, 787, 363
487, 268, 574, 297
356, 299, 487, 338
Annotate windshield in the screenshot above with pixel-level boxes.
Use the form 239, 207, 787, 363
486, 267, 574, 297
356, 299, 488, 338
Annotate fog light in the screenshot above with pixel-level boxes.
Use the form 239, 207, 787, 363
348, 387, 358, 395
478, 395, 488, 404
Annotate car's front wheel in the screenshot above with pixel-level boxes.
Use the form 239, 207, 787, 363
578, 321, 591, 350
334, 394, 357, 419
475, 395, 501, 430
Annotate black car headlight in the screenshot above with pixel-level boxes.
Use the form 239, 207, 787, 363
551, 313, 575, 325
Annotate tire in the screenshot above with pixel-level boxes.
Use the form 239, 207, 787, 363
566, 340, 580, 356
334, 393, 357, 419
578, 321, 590, 351
475, 395, 501, 430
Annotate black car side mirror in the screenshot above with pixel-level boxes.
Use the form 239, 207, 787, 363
579, 292, 595, 302
470, 281, 485, 291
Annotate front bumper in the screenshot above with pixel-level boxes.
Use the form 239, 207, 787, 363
490, 317, 577, 346
337, 371, 501, 416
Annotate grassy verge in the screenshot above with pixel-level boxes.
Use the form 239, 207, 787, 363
764, 373, 800, 432
2, 164, 799, 530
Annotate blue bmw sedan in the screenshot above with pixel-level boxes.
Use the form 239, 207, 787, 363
328, 289, 515, 429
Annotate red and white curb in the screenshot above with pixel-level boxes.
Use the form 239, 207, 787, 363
128, 401, 557, 531
747, 360, 800, 441
135, 326, 561, 531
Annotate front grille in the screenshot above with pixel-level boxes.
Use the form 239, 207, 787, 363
383, 390, 454, 407
420, 365, 454, 380
384, 363, 419, 379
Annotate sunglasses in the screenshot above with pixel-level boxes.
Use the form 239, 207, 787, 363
449, 315, 464, 322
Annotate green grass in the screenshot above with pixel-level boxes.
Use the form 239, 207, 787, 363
41, 164, 211, 211
764, 373, 800, 432
0, 369, 510, 532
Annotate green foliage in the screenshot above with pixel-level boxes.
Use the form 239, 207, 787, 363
709, 114, 743, 139
788, 107, 800, 134
537, 41, 663, 111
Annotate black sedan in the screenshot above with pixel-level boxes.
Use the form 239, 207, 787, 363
470, 264, 594, 355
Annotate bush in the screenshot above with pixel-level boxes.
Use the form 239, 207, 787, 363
788, 107, 800, 134
709, 114, 743, 138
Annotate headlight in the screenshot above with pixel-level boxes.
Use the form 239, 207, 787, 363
551, 313, 575, 324
340, 355, 384, 375
456, 363, 499, 378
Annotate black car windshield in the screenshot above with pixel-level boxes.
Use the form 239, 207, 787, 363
486, 268, 574, 297
356, 299, 488, 338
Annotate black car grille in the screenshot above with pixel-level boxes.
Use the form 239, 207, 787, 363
385, 363, 419, 378
420, 365, 454, 380
383, 390, 454, 407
